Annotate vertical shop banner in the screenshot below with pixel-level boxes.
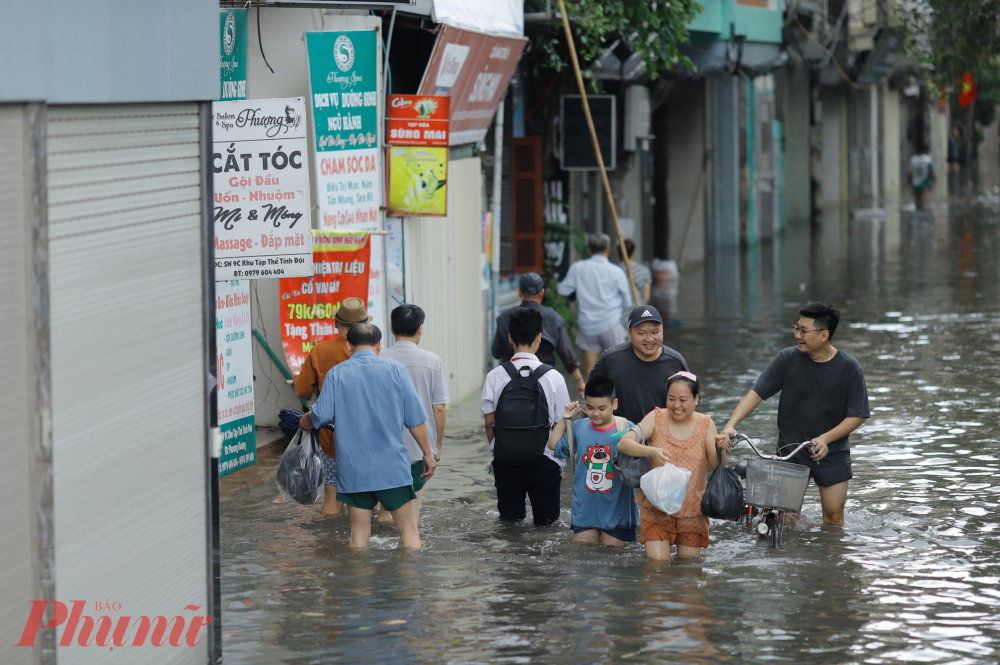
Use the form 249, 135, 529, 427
217, 280, 256, 476
212, 98, 312, 280
279, 231, 372, 375
387, 146, 448, 216
219, 9, 248, 101
385, 94, 449, 216
306, 30, 385, 331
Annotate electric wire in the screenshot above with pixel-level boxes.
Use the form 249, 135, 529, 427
257, 7, 274, 74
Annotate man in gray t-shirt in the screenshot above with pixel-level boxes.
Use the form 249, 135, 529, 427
717, 302, 869, 526
379, 304, 449, 520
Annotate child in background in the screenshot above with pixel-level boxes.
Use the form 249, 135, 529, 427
909, 143, 935, 209
547, 376, 640, 546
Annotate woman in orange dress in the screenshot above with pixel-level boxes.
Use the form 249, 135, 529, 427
617, 372, 727, 559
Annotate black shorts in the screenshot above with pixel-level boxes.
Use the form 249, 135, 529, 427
781, 446, 853, 487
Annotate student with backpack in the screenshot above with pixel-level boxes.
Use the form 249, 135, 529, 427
546, 376, 640, 546
481, 307, 571, 526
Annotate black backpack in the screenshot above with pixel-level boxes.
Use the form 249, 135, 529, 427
492, 362, 554, 465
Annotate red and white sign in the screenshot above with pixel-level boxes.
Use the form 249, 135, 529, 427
386, 95, 450, 146
417, 25, 527, 145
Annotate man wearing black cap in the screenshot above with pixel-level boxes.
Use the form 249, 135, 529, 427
589, 305, 689, 424
492, 273, 586, 397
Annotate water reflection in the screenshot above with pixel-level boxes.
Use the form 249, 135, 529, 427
221, 199, 1000, 664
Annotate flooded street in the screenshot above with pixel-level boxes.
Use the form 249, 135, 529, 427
220, 201, 1000, 664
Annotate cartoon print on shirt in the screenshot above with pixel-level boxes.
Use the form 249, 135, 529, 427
582, 444, 615, 493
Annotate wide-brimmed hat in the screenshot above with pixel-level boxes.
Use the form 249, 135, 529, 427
334, 297, 372, 324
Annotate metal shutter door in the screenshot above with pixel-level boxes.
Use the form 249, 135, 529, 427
47, 104, 209, 663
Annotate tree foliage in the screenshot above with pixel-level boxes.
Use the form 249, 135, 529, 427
526, 0, 703, 83
899, 0, 1000, 84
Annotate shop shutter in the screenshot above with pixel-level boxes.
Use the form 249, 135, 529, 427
46, 103, 210, 660
511, 137, 543, 274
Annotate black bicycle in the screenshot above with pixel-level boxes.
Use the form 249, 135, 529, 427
729, 433, 815, 548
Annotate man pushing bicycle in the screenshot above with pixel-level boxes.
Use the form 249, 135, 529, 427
717, 303, 870, 525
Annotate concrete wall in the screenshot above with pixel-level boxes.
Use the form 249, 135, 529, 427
664, 80, 707, 268
708, 75, 741, 249
403, 157, 486, 403
781, 67, 811, 226
1, 0, 216, 103
977, 106, 1000, 193
930, 103, 950, 201
882, 85, 901, 205
820, 86, 845, 210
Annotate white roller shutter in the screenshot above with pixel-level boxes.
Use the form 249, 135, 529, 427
47, 104, 209, 663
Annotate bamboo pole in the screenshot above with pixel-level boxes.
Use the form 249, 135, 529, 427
557, 0, 640, 307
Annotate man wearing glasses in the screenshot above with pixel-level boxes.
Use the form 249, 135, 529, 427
717, 302, 870, 525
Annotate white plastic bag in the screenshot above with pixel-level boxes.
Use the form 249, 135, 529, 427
640, 463, 692, 515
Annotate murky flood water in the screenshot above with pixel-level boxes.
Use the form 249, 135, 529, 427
221, 201, 1000, 664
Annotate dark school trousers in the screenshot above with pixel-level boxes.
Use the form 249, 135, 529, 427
492, 456, 561, 527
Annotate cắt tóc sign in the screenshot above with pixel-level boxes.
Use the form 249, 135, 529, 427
212, 97, 313, 281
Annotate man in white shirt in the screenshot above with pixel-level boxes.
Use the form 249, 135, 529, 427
482, 307, 571, 526
558, 233, 633, 375
378, 304, 449, 522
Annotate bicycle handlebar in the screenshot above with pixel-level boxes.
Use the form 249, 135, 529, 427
728, 433, 814, 461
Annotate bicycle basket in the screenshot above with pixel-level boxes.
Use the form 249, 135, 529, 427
745, 459, 810, 512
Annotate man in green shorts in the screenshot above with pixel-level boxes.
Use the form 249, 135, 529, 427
300, 323, 437, 550
378, 304, 449, 522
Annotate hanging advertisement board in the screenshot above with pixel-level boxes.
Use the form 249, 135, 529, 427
386, 94, 450, 146
217, 280, 256, 476
219, 9, 248, 101
416, 25, 527, 145
279, 231, 372, 375
386, 146, 448, 216
212, 97, 312, 281
306, 30, 385, 332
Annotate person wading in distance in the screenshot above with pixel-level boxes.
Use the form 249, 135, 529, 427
716, 302, 870, 526
492, 272, 586, 397
557, 233, 633, 376
300, 323, 436, 550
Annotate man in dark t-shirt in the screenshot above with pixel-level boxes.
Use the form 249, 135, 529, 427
718, 302, 870, 526
493, 273, 586, 397
590, 305, 688, 425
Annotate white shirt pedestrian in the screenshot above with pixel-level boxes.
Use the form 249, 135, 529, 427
480, 352, 570, 469
558, 254, 633, 338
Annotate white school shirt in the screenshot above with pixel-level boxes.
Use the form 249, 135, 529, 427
480, 352, 570, 469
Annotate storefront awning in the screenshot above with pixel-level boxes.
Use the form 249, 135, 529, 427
416, 24, 527, 145
431, 0, 523, 36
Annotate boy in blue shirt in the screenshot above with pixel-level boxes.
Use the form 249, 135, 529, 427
547, 376, 640, 546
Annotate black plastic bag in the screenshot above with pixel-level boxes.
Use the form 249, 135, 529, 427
276, 429, 324, 504
700, 445, 745, 520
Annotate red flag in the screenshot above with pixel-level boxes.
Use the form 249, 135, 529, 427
959, 72, 977, 110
